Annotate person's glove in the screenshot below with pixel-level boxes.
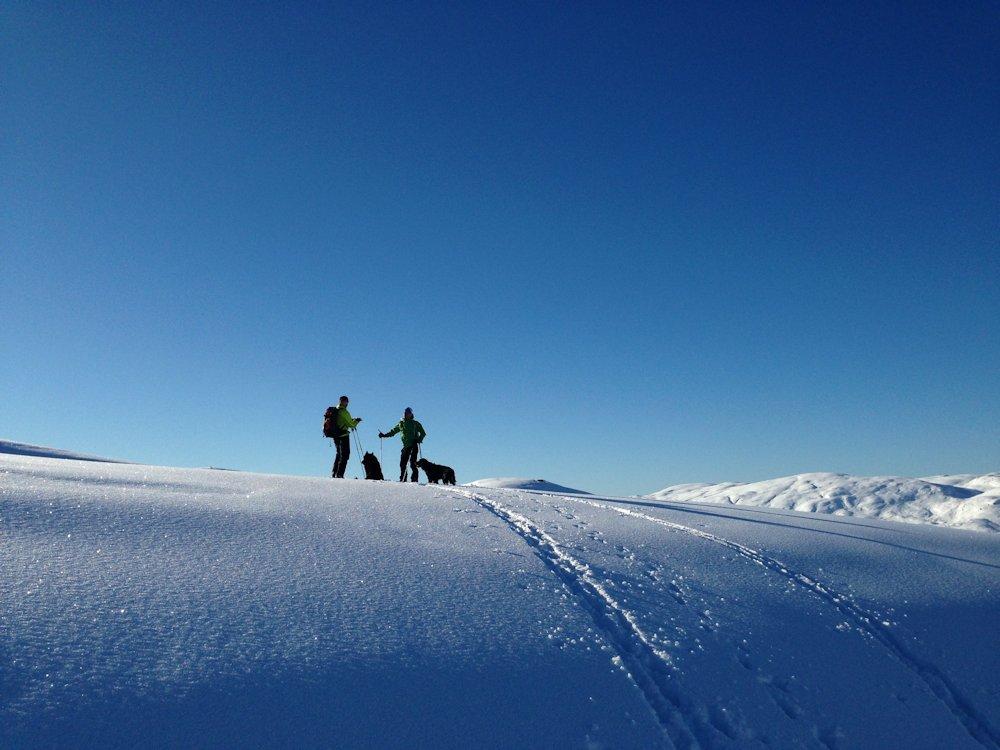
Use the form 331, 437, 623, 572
355, 417, 362, 423
378, 432, 386, 438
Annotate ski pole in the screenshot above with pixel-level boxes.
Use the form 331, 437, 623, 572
353, 429, 365, 470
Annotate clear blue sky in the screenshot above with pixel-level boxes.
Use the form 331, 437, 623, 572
3, 1, 998, 495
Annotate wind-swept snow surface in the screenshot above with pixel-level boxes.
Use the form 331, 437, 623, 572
648, 472, 1000, 533
467, 477, 590, 494
2, 453, 999, 749
0, 439, 126, 463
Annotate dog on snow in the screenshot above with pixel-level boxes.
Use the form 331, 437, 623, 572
362, 452, 384, 481
416, 458, 456, 485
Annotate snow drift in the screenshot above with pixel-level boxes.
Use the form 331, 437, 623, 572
0, 439, 126, 463
466, 477, 590, 494
648, 472, 1000, 533
2, 451, 999, 749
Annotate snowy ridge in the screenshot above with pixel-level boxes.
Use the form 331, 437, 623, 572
0, 439, 127, 463
466, 477, 590, 494
2, 452, 999, 748
647, 472, 1000, 533
925, 473, 1000, 493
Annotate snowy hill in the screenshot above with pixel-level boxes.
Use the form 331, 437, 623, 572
648, 472, 1000, 533
466, 477, 590, 494
0, 439, 127, 463
925, 473, 1000, 493
2, 452, 999, 749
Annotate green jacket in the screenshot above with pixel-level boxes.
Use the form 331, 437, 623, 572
337, 407, 360, 432
384, 418, 425, 448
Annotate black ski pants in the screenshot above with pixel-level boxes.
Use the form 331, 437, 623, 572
332, 434, 350, 478
400, 443, 419, 482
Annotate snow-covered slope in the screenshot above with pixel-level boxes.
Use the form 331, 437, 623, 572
466, 477, 590, 494
2, 452, 999, 749
648, 472, 1000, 533
925, 473, 1000, 493
0, 439, 126, 463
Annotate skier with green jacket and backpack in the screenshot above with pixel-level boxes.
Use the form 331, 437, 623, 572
379, 407, 426, 482
325, 395, 362, 478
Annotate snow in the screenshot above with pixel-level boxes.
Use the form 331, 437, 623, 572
0, 439, 127, 464
925, 473, 1000, 493
648, 472, 1000, 533
467, 477, 590, 495
2, 451, 999, 748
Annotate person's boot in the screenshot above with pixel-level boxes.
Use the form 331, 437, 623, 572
411, 471, 419, 482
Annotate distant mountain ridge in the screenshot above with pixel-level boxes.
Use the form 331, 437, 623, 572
647, 471, 1000, 533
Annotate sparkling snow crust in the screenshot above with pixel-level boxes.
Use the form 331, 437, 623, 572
2, 454, 998, 748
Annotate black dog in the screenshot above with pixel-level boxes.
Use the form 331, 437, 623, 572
416, 458, 456, 485
362, 452, 384, 480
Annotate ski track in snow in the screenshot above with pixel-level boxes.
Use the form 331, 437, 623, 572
561, 495, 1000, 750
4, 452, 998, 749
449, 488, 711, 750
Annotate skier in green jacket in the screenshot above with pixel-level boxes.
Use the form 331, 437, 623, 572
331, 395, 362, 478
379, 407, 426, 482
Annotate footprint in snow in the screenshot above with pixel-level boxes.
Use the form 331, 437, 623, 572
733, 639, 805, 720
666, 582, 686, 606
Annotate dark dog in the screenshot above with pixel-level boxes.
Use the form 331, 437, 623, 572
362, 452, 384, 480
416, 458, 456, 485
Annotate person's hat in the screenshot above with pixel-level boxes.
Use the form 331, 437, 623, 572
404, 406, 413, 415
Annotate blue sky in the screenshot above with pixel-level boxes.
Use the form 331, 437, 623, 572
3, 1, 998, 495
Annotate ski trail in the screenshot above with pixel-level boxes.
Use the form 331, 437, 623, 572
573, 496, 1000, 750
449, 488, 715, 750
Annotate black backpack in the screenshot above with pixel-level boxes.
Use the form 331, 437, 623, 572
323, 406, 344, 438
